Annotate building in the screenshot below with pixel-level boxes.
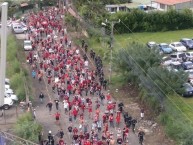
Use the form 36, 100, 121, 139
151, 0, 193, 11
105, 4, 130, 13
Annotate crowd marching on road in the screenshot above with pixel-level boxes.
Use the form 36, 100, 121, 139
23, 6, 145, 145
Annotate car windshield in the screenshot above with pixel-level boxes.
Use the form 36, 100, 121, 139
187, 40, 193, 44
24, 41, 31, 46
162, 44, 169, 48
186, 62, 193, 66
175, 43, 183, 47
173, 64, 181, 70
171, 55, 177, 58
179, 53, 185, 58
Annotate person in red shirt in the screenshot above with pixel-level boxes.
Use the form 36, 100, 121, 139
116, 111, 121, 127
106, 93, 111, 102
73, 127, 78, 135
72, 107, 78, 121
109, 114, 114, 128
54, 112, 60, 124
58, 139, 65, 145
88, 105, 92, 118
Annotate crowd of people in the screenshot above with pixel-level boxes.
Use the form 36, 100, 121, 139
23, 6, 144, 145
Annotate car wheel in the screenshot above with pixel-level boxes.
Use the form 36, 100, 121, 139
3, 104, 10, 110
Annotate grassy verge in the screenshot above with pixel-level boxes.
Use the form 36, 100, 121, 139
6, 34, 31, 101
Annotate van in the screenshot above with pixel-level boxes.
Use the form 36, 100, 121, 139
12, 24, 27, 34
170, 52, 186, 62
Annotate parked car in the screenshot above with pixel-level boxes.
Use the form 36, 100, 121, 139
182, 83, 193, 97
185, 52, 193, 61
147, 41, 157, 48
24, 40, 32, 51
5, 93, 18, 102
170, 52, 186, 62
169, 42, 187, 52
12, 24, 27, 33
180, 38, 193, 50
167, 61, 182, 72
5, 88, 13, 94
5, 78, 10, 84
158, 43, 173, 54
0, 97, 13, 110
182, 61, 193, 70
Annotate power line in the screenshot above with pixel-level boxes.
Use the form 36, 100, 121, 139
69, 8, 193, 123
118, 20, 193, 112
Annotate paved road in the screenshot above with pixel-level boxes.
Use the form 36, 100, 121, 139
20, 7, 141, 145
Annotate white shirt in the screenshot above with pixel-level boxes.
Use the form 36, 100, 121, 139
75, 49, 79, 54
84, 60, 88, 67
63, 102, 69, 109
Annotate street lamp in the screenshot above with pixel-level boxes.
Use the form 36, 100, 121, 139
0, 2, 8, 109
101, 19, 120, 83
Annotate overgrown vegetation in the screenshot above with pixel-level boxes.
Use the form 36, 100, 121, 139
115, 42, 193, 144
111, 9, 193, 33
14, 113, 42, 142
7, 35, 28, 101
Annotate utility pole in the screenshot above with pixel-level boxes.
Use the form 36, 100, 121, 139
105, 19, 120, 83
0, 2, 8, 109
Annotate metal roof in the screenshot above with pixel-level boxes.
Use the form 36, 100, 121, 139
152, 0, 191, 5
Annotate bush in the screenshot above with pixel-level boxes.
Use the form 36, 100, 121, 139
6, 35, 28, 101
111, 9, 193, 33
14, 113, 42, 143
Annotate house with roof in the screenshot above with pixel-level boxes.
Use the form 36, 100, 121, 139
151, 0, 193, 11
105, 4, 130, 13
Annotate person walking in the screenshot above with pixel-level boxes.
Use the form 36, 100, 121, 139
55, 99, 60, 110
32, 70, 36, 78
140, 108, 144, 120
39, 92, 44, 104
46, 101, 53, 114
63, 100, 69, 114
33, 109, 36, 119
59, 129, 64, 138
138, 129, 145, 145
55, 112, 61, 124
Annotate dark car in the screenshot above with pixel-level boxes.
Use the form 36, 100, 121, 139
180, 38, 193, 50
182, 83, 193, 97
181, 61, 193, 70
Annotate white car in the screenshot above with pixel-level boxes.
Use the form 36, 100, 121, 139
147, 41, 157, 48
185, 52, 193, 61
5, 88, 14, 94
5, 93, 18, 101
169, 42, 187, 52
5, 78, 10, 84
24, 40, 32, 51
12, 24, 27, 33
0, 97, 13, 110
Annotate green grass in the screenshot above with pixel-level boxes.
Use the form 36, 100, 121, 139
115, 29, 193, 48
89, 28, 193, 51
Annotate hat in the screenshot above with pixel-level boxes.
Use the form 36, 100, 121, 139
49, 130, 51, 133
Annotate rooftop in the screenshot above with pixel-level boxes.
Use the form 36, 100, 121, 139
153, 0, 191, 5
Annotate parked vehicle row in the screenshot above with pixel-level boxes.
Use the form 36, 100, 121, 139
147, 38, 193, 54
0, 78, 18, 110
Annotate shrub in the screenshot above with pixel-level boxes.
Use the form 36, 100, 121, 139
14, 113, 42, 143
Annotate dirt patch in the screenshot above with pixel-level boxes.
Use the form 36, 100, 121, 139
112, 84, 175, 145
